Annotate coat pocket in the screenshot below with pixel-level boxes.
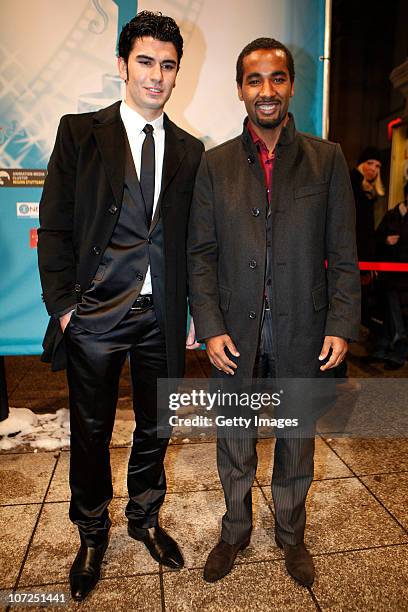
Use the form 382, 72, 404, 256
218, 285, 231, 312
312, 283, 329, 312
294, 183, 328, 199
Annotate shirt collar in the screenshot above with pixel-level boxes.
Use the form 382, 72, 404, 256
120, 100, 164, 134
246, 119, 269, 152
243, 113, 296, 150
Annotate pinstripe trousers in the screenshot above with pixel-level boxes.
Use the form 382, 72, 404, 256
217, 310, 315, 546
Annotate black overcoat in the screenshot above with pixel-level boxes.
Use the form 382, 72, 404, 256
38, 101, 204, 373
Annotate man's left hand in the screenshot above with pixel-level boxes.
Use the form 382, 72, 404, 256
319, 336, 348, 371
186, 317, 201, 350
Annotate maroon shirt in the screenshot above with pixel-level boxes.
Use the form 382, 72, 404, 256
247, 121, 276, 204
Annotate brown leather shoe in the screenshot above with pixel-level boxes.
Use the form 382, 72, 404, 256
276, 536, 315, 586
203, 538, 250, 583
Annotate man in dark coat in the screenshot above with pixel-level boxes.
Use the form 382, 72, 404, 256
188, 38, 360, 586
37, 12, 203, 601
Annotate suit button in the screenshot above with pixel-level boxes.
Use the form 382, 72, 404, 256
147, 238, 152, 244
108, 204, 118, 214
249, 311, 256, 319
249, 259, 257, 269
251, 207, 260, 217
136, 272, 143, 281
92, 246, 101, 255
74, 284, 81, 292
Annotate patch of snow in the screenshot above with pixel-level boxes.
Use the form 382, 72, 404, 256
31, 437, 62, 451
0, 437, 15, 451
0, 407, 133, 452
0, 407, 70, 452
0, 407, 39, 436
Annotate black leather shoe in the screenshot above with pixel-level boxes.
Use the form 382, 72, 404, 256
203, 537, 250, 583
69, 539, 108, 602
275, 536, 315, 586
128, 524, 184, 569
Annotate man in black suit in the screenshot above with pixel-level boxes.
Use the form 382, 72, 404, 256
38, 11, 203, 601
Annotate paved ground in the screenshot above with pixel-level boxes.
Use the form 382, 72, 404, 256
1, 348, 408, 611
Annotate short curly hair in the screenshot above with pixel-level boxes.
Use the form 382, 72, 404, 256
236, 37, 295, 86
118, 11, 183, 68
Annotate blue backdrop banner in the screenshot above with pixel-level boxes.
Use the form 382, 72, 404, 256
0, 0, 325, 355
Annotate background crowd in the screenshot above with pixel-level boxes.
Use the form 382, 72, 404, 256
351, 147, 408, 370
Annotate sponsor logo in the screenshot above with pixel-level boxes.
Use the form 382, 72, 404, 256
0, 169, 47, 187
0, 170, 11, 185
17, 202, 39, 218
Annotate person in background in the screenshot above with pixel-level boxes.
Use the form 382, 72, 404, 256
371, 182, 408, 369
352, 146, 385, 263
351, 147, 384, 330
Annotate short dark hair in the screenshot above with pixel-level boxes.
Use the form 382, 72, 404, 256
118, 11, 183, 67
236, 37, 295, 86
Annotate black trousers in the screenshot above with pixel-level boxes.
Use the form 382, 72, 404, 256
217, 310, 315, 546
65, 306, 168, 546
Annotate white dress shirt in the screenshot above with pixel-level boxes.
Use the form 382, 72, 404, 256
120, 100, 165, 295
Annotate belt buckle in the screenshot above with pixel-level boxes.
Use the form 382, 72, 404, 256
131, 295, 152, 311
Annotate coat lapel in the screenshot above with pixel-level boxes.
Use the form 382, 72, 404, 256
269, 115, 298, 218
241, 126, 266, 189
93, 101, 125, 207
160, 115, 186, 198
149, 115, 186, 233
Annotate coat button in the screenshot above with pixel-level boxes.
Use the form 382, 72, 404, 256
74, 284, 81, 292
136, 272, 143, 281
147, 237, 152, 244
108, 204, 118, 214
249, 259, 257, 269
249, 311, 256, 319
251, 207, 260, 217
92, 246, 101, 255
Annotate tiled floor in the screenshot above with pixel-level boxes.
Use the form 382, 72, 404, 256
1, 351, 408, 611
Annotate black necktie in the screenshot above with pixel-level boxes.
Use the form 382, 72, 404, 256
140, 124, 155, 225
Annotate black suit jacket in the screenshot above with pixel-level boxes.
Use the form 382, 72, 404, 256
38, 101, 204, 373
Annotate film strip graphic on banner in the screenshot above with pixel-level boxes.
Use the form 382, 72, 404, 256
0, 0, 135, 180
0, 0, 204, 183
166, 0, 204, 44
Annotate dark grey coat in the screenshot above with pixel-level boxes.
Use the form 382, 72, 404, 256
187, 115, 360, 379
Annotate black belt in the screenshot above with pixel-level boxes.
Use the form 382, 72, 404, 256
130, 294, 153, 311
